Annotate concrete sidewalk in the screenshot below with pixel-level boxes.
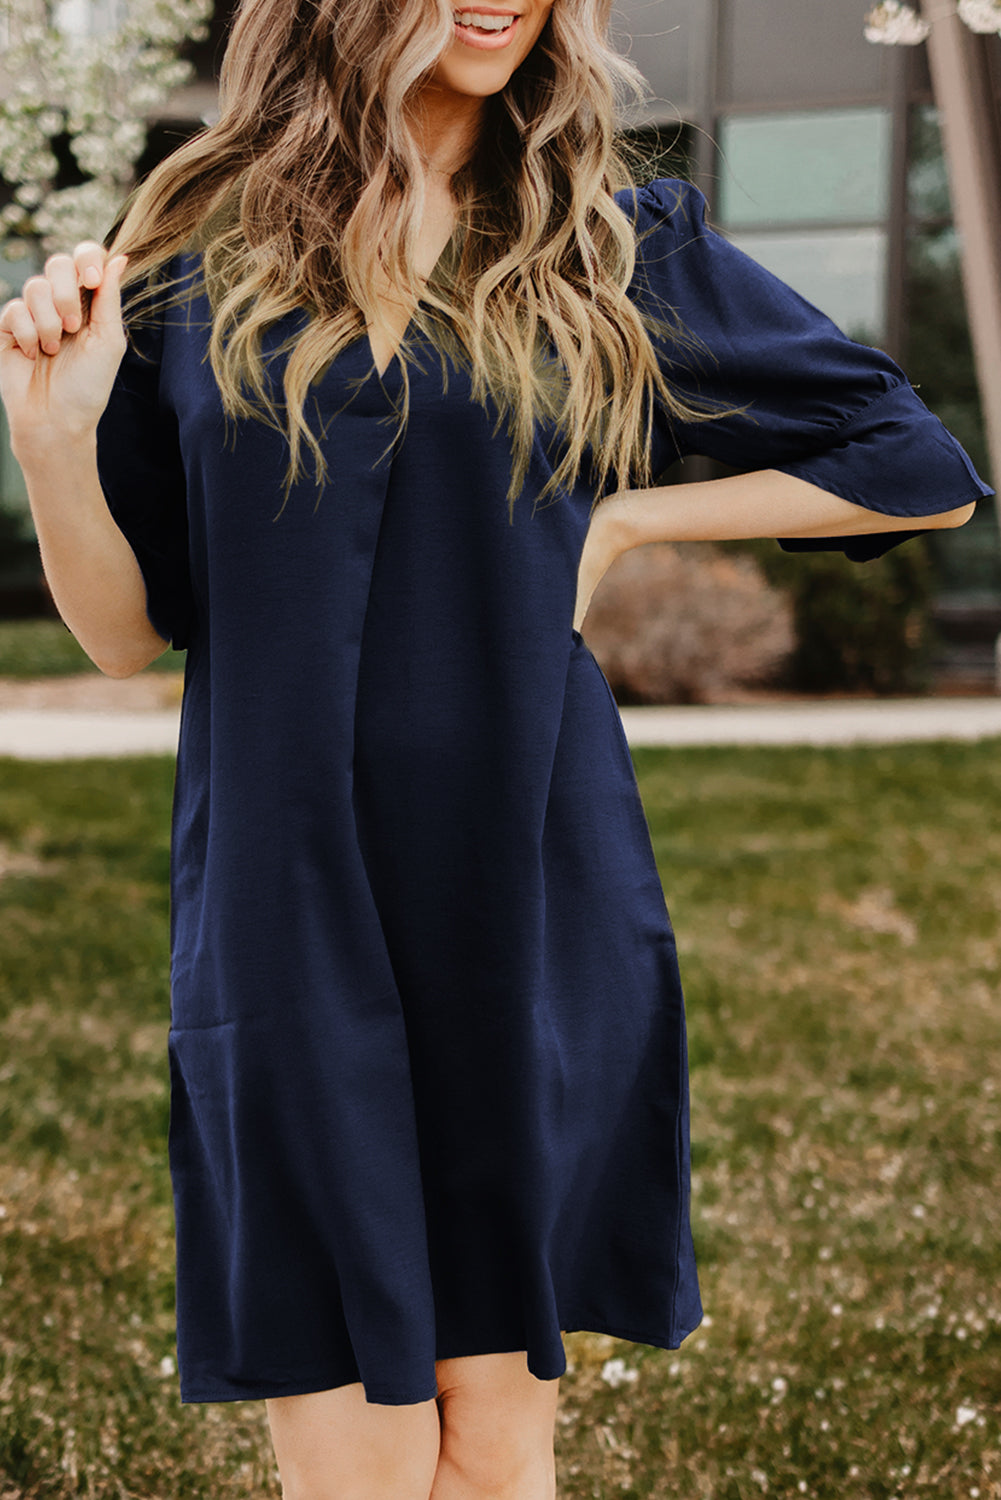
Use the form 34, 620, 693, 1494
618, 696, 1001, 747
2, 696, 1001, 759
0, 708, 184, 759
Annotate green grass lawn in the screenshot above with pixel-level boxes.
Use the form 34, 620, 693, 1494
0, 620, 183, 677
1, 743, 1000, 1498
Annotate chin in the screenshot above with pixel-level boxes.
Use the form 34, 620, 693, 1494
431, 56, 524, 97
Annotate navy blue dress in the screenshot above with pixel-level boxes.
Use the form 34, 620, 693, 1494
96, 178, 992, 1406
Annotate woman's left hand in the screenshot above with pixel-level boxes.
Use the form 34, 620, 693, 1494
573, 495, 627, 632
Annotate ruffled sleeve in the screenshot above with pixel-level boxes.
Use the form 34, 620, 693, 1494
616, 177, 994, 561
95, 270, 193, 650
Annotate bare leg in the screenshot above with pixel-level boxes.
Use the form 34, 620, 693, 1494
265, 1382, 441, 1500
431, 1350, 561, 1500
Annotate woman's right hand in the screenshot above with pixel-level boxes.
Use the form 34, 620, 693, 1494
0, 243, 129, 456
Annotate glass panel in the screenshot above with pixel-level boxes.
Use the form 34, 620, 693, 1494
718, 109, 892, 227
611, 0, 700, 123
620, 123, 696, 185
721, 0, 887, 106
907, 105, 951, 220
726, 227, 887, 344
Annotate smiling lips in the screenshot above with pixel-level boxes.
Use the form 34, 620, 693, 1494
452, 8, 521, 47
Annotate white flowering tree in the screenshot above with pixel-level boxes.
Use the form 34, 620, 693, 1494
865, 0, 1001, 42
0, 0, 212, 301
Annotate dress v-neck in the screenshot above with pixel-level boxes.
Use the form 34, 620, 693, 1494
363, 225, 460, 382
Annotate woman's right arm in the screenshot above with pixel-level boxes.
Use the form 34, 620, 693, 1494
0, 244, 170, 678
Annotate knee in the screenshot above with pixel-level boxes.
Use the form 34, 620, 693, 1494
435, 1361, 559, 1499
436, 1433, 556, 1499
266, 1386, 440, 1500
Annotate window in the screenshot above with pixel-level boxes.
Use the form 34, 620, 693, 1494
718, 109, 891, 227
620, 122, 696, 186
715, 108, 892, 344
724, 227, 887, 345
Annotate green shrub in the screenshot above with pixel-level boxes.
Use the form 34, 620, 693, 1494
0, 499, 38, 586
725, 535, 936, 694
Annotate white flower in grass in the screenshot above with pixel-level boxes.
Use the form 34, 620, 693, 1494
958, 0, 1001, 32
600, 1357, 638, 1387
864, 1, 931, 43
158, 1355, 176, 1377
955, 1403, 978, 1426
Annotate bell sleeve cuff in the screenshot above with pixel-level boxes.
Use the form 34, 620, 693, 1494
618, 177, 994, 561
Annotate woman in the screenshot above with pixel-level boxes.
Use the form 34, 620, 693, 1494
0, 0, 990, 1491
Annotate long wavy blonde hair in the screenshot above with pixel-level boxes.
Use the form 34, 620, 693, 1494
107, 0, 709, 515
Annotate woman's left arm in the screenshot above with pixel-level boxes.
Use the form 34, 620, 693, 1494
573, 470, 976, 632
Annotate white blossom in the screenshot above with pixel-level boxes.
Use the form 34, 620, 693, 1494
13, 181, 45, 209
866, 0, 1001, 43
864, 2, 931, 44
957, 0, 1001, 32
0, 0, 212, 268
33, 178, 125, 248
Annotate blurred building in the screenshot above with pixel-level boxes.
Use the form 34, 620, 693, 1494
612, 0, 1001, 680
2, 0, 999, 674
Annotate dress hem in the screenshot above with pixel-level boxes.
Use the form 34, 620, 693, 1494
177, 1312, 704, 1405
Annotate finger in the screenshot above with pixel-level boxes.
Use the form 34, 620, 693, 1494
0, 298, 41, 359
72, 240, 108, 291
43, 251, 85, 334
20, 276, 64, 356
88, 253, 129, 336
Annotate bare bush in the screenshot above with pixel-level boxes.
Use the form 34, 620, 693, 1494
583, 542, 794, 703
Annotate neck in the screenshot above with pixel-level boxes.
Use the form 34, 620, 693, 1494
407, 84, 485, 176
